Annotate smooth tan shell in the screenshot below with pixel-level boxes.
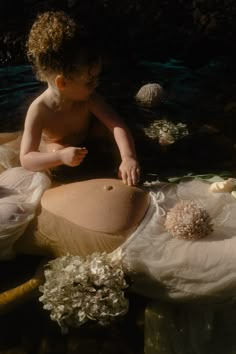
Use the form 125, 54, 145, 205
209, 178, 236, 193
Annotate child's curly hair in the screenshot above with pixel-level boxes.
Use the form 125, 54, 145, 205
26, 11, 101, 81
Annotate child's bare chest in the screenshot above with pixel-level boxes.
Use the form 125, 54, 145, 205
43, 102, 91, 144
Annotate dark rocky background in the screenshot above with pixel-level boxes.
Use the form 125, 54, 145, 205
0, 0, 236, 67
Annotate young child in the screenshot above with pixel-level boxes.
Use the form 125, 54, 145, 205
20, 11, 140, 186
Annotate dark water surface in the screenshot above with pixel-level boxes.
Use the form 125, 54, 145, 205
0, 65, 42, 131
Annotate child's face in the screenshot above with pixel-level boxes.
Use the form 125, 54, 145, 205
63, 61, 101, 101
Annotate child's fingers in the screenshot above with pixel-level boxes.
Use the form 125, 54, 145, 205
130, 170, 137, 185
121, 171, 128, 185
71, 158, 85, 167
120, 168, 141, 186
75, 154, 87, 163
75, 152, 87, 158
127, 175, 133, 186
74, 150, 88, 160
129, 170, 137, 186
71, 149, 88, 166
124, 168, 140, 186
132, 168, 140, 185
75, 147, 88, 155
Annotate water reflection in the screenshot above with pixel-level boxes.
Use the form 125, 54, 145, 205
0, 65, 42, 131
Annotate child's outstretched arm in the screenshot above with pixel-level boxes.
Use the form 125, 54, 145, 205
20, 103, 87, 172
89, 93, 140, 186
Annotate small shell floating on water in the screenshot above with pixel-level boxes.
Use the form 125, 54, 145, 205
209, 178, 236, 193
135, 83, 166, 107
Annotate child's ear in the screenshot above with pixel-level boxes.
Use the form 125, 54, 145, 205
55, 75, 66, 91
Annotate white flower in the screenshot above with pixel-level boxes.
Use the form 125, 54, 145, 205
39, 252, 129, 333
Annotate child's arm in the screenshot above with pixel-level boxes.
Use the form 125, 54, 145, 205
89, 93, 140, 186
20, 103, 87, 172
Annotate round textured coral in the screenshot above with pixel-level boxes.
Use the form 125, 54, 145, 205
135, 83, 165, 107
165, 200, 213, 240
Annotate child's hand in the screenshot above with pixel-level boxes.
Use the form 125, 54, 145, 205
60, 147, 88, 167
118, 157, 140, 186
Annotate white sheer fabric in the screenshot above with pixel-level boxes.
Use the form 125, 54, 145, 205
0, 132, 22, 173
114, 179, 236, 302
0, 167, 51, 260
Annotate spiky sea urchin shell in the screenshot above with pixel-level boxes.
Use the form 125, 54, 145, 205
135, 83, 165, 107
165, 200, 213, 240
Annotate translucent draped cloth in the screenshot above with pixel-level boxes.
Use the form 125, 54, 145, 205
0, 167, 51, 260
114, 179, 236, 303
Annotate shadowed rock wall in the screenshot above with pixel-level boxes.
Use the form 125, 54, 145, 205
0, 0, 235, 66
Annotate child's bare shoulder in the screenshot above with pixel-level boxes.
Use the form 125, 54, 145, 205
26, 91, 51, 121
